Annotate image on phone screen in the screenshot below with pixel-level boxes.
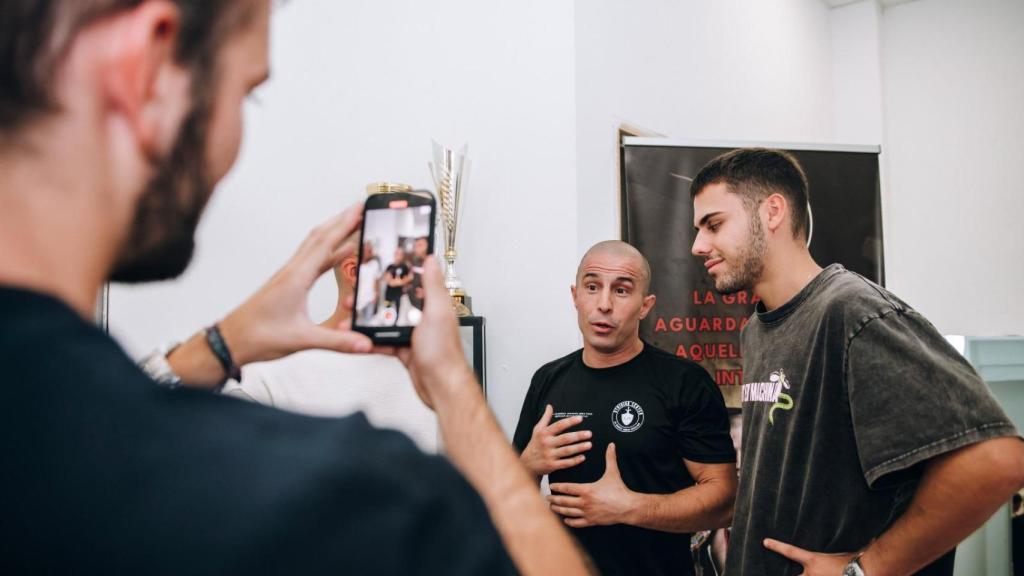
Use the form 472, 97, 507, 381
355, 203, 433, 328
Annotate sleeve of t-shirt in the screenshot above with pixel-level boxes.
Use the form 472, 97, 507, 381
673, 368, 737, 464
512, 370, 545, 453
223, 363, 275, 406
846, 309, 1019, 487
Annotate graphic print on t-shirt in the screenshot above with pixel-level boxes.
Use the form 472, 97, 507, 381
611, 400, 645, 432
742, 369, 795, 425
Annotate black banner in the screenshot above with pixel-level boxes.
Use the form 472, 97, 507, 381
620, 141, 882, 406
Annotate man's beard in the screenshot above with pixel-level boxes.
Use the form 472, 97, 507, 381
109, 95, 214, 283
714, 211, 766, 295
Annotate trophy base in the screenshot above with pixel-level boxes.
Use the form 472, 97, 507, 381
448, 289, 473, 317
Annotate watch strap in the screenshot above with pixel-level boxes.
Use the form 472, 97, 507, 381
139, 343, 183, 389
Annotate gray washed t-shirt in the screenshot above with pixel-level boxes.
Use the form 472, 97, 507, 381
726, 264, 1018, 576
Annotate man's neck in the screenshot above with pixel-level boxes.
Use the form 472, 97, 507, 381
753, 249, 823, 312
319, 294, 353, 329
0, 142, 123, 318
582, 337, 644, 369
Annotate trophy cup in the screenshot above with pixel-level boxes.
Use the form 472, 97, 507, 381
429, 141, 473, 317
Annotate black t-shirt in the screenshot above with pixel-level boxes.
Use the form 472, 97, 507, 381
513, 343, 735, 576
0, 287, 515, 575
384, 263, 410, 303
729, 265, 1019, 576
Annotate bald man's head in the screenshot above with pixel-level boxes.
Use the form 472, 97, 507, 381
576, 241, 652, 295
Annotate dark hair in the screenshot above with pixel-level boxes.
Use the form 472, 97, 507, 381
0, 0, 253, 135
690, 148, 810, 241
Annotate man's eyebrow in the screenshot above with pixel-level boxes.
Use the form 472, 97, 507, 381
696, 211, 722, 229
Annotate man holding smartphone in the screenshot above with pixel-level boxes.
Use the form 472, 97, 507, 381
514, 240, 737, 576
0, 1, 589, 574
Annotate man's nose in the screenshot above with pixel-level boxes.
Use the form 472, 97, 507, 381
691, 231, 709, 257
598, 288, 613, 311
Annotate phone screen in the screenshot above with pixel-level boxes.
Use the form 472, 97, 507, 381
354, 201, 433, 329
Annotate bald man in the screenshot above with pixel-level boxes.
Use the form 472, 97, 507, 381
513, 241, 738, 576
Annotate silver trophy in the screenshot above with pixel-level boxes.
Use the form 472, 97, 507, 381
429, 140, 472, 316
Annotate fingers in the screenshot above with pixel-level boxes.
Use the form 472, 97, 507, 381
549, 429, 592, 448
293, 203, 364, 281
564, 518, 591, 529
763, 539, 810, 565
548, 483, 582, 496
547, 494, 582, 508
553, 442, 592, 459
535, 404, 554, 429
551, 454, 586, 470
549, 505, 584, 518
548, 414, 585, 435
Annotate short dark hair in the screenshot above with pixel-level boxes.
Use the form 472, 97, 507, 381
0, 0, 254, 135
690, 148, 810, 241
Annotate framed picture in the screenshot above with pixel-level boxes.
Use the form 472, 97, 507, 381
458, 316, 486, 394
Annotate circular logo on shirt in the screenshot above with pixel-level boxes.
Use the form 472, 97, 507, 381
611, 401, 644, 433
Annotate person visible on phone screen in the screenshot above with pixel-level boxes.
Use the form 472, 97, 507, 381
383, 246, 412, 325
356, 242, 382, 325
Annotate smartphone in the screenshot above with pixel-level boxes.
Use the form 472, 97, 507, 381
352, 190, 436, 345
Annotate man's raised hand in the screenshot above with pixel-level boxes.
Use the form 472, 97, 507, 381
520, 404, 592, 478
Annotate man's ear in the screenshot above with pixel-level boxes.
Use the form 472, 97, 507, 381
99, 1, 185, 158
340, 256, 358, 286
763, 193, 788, 235
639, 294, 656, 320
570, 284, 578, 307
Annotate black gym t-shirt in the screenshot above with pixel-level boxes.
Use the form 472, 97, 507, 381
384, 263, 410, 303
513, 342, 735, 576
0, 286, 514, 575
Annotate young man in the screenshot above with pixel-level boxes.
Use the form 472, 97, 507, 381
690, 148, 1024, 576
0, 2, 588, 574
513, 240, 737, 576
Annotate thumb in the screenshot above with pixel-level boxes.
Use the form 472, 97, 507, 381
420, 256, 453, 317
604, 443, 620, 477
303, 325, 373, 354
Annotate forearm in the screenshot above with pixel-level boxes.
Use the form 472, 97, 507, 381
624, 476, 735, 533
166, 331, 227, 389
431, 369, 591, 576
860, 437, 1024, 576
166, 315, 250, 389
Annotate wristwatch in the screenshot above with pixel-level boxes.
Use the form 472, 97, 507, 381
842, 555, 866, 576
138, 342, 183, 389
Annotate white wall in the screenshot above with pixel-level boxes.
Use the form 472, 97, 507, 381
830, 0, 884, 145
109, 0, 579, 436
110, 0, 1024, 445
879, 0, 1024, 336
575, 0, 836, 254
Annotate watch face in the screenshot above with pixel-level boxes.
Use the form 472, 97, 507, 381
843, 559, 865, 576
